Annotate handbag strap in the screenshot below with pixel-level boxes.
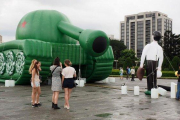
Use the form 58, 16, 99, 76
51, 66, 58, 74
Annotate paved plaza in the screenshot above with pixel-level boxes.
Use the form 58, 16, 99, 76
0, 78, 180, 120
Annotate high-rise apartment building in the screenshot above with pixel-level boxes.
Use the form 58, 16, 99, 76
0, 35, 2, 43
120, 11, 172, 57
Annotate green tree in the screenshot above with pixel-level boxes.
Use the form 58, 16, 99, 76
120, 49, 136, 60
162, 58, 169, 70
118, 57, 124, 68
119, 49, 137, 67
123, 57, 132, 69
169, 56, 180, 70
110, 39, 126, 60
163, 31, 180, 60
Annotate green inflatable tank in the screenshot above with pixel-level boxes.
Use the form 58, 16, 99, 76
0, 10, 114, 84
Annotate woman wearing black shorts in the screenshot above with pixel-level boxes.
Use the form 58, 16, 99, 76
62, 59, 76, 110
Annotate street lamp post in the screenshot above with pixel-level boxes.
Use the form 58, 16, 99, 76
114, 60, 118, 69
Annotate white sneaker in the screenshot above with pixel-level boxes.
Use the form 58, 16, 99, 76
66, 106, 70, 110
64, 105, 67, 108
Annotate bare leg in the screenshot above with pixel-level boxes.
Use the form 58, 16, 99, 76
52, 92, 55, 103
67, 89, 72, 107
36, 87, 41, 104
54, 91, 60, 104
31, 91, 33, 103
32, 88, 37, 105
64, 88, 69, 107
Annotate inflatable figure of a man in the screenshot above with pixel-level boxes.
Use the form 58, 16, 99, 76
140, 31, 163, 95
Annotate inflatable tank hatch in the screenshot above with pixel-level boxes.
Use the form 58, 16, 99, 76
0, 10, 114, 84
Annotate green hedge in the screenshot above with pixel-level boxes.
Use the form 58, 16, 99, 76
111, 69, 176, 77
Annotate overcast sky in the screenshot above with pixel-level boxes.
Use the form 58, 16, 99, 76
0, 0, 180, 42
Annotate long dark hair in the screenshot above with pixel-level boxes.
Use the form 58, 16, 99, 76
53, 57, 60, 66
33, 61, 40, 75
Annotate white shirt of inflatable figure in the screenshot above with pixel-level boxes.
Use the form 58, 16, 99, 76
140, 40, 163, 77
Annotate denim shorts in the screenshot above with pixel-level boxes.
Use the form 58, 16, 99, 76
31, 81, 40, 87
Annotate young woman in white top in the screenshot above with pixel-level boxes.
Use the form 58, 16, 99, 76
131, 66, 135, 81
31, 61, 41, 107
62, 59, 76, 110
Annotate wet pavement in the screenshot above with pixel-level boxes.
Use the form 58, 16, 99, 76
0, 78, 180, 120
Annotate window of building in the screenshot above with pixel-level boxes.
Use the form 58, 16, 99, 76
138, 15, 144, 19
146, 14, 152, 18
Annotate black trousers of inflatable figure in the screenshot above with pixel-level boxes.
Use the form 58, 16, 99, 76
146, 60, 157, 91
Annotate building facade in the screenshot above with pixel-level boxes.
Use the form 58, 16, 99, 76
108, 34, 120, 41
0, 35, 2, 43
120, 11, 172, 57
108, 35, 115, 40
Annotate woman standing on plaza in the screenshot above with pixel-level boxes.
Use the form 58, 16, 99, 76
119, 67, 123, 80
50, 57, 63, 109
29, 59, 42, 106
31, 61, 41, 107
131, 66, 135, 81
29, 59, 37, 104
29, 59, 37, 74
62, 59, 76, 110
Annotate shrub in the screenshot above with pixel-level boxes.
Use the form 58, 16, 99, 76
163, 68, 169, 71
111, 69, 176, 77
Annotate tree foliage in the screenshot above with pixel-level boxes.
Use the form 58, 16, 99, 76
163, 31, 180, 60
109, 39, 126, 60
120, 49, 136, 60
170, 56, 180, 71
123, 57, 132, 69
118, 49, 137, 68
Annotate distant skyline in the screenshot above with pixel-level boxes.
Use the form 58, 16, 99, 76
0, 0, 180, 42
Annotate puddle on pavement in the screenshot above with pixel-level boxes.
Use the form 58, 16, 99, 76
123, 106, 132, 108
24, 103, 31, 105
139, 108, 149, 110
146, 118, 156, 120
21, 95, 30, 97
95, 113, 112, 118
72, 96, 78, 98
150, 113, 156, 115
87, 90, 97, 92
101, 91, 109, 94
40, 94, 49, 97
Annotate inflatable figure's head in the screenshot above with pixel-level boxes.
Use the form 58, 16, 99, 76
16, 10, 109, 57
153, 31, 161, 41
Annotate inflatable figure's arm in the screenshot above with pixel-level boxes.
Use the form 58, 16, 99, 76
140, 45, 149, 68
58, 21, 109, 57
158, 48, 163, 71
